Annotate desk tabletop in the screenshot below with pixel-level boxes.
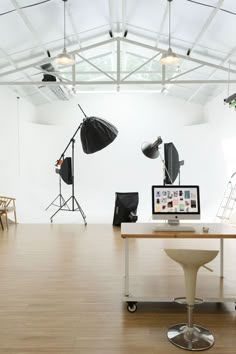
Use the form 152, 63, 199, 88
121, 222, 236, 238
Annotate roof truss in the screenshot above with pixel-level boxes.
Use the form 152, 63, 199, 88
0, 37, 236, 88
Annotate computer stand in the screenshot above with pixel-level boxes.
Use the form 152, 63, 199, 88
153, 220, 195, 233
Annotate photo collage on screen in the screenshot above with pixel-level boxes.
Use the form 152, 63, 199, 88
154, 187, 198, 213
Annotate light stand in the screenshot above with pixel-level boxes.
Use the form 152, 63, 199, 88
159, 150, 173, 185
178, 160, 184, 185
45, 174, 69, 211
141, 136, 173, 185
50, 122, 86, 224
49, 104, 118, 223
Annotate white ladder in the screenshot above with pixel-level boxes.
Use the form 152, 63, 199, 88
217, 172, 236, 221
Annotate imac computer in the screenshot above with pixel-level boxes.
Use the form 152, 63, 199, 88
152, 185, 200, 232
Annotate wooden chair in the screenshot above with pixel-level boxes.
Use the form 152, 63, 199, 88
0, 215, 3, 230
0, 196, 17, 229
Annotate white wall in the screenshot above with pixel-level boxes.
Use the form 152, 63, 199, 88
22, 92, 213, 223
1, 89, 225, 223
0, 87, 35, 198
204, 85, 236, 221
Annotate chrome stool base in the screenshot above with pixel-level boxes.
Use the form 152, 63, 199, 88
167, 323, 214, 351
174, 297, 204, 305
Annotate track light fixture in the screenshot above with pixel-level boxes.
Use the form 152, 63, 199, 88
55, 0, 75, 66
224, 92, 236, 109
160, 0, 180, 66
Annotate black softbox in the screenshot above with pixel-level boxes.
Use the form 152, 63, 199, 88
59, 157, 73, 185
164, 142, 180, 184
80, 117, 118, 154
113, 192, 139, 226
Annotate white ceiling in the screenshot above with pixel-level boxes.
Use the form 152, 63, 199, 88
0, 0, 236, 105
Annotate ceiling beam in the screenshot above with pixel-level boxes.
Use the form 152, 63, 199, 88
121, 52, 161, 81
155, 3, 168, 48
66, 1, 81, 49
34, 66, 72, 83
187, 45, 236, 102
117, 39, 121, 84
10, 0, 48, 57
10, 0, 79, 100
162, 65, 165, 86
168, 0, 224, 95
3, 79, 236, 86
0, 38, 116, 79
188, 0, 225, 55
121, 38, 236, 75
0, 47, 52, 102
168, 64, 204, 81
0, 37, 236, 90
76, 53, 115, 81
122, 0, 127, 35
1, 36, 235, 80
109, 0, 115, 34
9, 0, 59, 102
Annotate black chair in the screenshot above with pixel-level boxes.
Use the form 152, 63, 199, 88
113, 192, 139, 226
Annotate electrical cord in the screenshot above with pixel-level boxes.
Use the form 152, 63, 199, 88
186, 0, 236, 16
0, 0, 52, 16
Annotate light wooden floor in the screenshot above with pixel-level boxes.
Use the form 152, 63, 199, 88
0, 223, 236, 353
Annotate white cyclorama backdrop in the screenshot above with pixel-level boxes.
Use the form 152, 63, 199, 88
0, 89, 227, 223
204, 83, 236, 223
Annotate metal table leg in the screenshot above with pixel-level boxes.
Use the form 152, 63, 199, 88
125, 238, 129, 296
220, 238, 224, 278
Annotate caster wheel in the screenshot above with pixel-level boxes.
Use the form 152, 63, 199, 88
127, 302, 137, 313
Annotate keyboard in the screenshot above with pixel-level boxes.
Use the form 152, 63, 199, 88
153, 225, 196, 233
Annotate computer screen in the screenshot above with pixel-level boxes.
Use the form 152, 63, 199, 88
152, 185, 200, 223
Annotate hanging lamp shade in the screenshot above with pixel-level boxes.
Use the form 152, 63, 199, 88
55, 48, 75, 66
80, 117, 118, 154
160, 0, 180, 66
56, 0, 75, 66
160, 48, 180, 65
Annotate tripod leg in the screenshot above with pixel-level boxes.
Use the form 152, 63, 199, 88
45, 194, 61, 211
50, 196, 73, 223
60, 195, 70, 209
73, 197, 87, 225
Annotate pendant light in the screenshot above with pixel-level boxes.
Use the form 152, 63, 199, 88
55, 0, 75, 66
160, 0, 180, 65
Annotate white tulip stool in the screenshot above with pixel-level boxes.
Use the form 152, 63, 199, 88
164, 249, 219, 351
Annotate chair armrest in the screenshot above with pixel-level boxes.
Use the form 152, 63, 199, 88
0, 196, 16, 200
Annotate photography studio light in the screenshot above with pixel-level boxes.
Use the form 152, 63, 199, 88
79, 106, 118, 154
49, 104, 118, 223
55, 0, 75, 66
141, 136, 163, 159
164, 142, 180, 184
142, 137, 183, 185
141, 136, 173, 184
160, 0, 180, 66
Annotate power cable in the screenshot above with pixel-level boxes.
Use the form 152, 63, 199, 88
186, 0, 236, 16
0, 0, 52, 16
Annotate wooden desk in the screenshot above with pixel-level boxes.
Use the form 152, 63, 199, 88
121, 222, 236, 311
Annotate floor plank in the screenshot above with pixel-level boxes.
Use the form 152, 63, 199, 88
0, 223, 235, 353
